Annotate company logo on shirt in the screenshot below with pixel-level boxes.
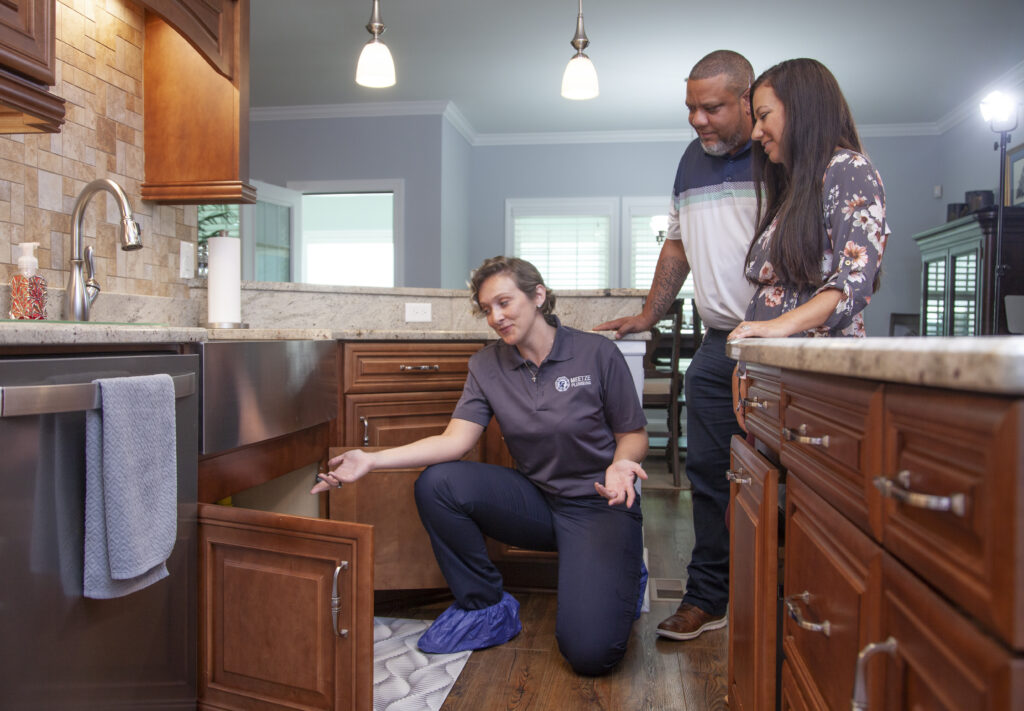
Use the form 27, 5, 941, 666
555, 375, 592, 392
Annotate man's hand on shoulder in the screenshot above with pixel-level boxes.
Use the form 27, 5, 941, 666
593, 314, 653, 339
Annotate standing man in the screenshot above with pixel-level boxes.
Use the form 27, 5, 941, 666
595, 50, 756, 641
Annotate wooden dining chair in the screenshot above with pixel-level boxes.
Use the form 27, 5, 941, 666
642, 299, 684, 485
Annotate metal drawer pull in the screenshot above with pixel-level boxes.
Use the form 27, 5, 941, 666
399, 364, 440, 372
851, 636, 898, 711
331, 562, 350, 638
360, 416, 369, 446
783, 423, 830, 448
741, 396, 769, 410
873, 472, 967, 517
726, 468, 751, 485
783, 590, 831, 637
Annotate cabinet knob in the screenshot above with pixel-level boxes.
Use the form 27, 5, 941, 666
783, 423, 830, 448
851, 636, 898, 710
873, 472, 967, 517
360, 416, 369, 446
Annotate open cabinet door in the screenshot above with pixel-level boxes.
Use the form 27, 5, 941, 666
198, 503, 373, 711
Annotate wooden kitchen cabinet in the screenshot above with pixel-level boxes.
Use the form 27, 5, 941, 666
732, 367, 1024, 710
880, 385, 1024, 649
198, 503, 373, 711
141, 0, 255, 204
330, 341, 484, 591
780, 370, 884, 541
914, 207, 1024, 336
781, 475, 883, 711
329, 340, 558, 592
728, 435, 780, 711
0, 0, 64, 133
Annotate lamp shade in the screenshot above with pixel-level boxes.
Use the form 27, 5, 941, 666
980, 91, 1014, 123
649, 214, 669, 236
356, 38, 395, 88
561, 53, 599, 100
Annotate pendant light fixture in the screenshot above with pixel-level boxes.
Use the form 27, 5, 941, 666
356, 0, 395, 88
560, 0, 599, 100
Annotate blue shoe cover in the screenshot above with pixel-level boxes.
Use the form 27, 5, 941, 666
417, 591, 521, 653
635, 560, 648, 619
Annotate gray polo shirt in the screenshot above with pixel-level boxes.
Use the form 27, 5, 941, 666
452, 317, 646, 498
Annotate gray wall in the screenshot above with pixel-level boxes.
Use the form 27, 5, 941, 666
250, 107, 1017, 334
250, 114, 444, 288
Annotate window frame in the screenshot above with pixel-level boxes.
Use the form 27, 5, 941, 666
287, 178, 405, 287
504, 196, 621, 288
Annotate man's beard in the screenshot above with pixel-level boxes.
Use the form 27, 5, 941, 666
699, 129, 745, 157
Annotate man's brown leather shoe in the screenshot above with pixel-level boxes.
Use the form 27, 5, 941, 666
655, 602, 727, 640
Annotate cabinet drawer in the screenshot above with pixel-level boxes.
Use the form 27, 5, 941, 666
342, 342, 482, 394
880, 385, 1024, 649
874, 552, 1024, 711
742, 363, 782, 450
728, 435, 780, 711
783, 474, 883, 711
780, 370, 884, 540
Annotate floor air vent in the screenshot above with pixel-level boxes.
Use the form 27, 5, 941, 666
650, 578, 685, 602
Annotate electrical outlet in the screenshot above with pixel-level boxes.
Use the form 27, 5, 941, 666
933, 184, 943, 199
179, 241, 195, 279
405, 302, 432, 322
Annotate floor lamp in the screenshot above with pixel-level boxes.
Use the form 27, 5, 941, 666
980, 91, 1019, 334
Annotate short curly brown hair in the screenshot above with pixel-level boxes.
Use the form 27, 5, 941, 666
469, 256, 556, 317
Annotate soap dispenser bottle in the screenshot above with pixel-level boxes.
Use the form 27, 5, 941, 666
9, 241, 46, 319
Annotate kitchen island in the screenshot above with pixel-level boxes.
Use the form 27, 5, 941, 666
724, 335, 1024, 711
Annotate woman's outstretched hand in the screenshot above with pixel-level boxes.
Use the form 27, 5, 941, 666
596, 459, 648, 508
310, 449, 375, 494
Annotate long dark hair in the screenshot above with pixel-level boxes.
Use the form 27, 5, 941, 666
749, 58, 862, 289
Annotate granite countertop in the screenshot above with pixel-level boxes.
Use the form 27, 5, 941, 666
0, 321, 208, 345
727, 335, 1024, 395
0, 321, 649, 346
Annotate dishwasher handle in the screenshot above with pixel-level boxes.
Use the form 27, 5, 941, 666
0, 372, 196, 417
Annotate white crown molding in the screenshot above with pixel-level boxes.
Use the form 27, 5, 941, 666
250, 100, 452, 122
858, 123, 941, 138
936, 59, 1024, 134
251, 62, 1024, 146
473, 128, 696, 147
441, 102, 476, 145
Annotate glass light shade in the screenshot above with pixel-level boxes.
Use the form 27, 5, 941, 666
649, 214, 669, 236
356, 38, 395, 88
561, 53, 599, 100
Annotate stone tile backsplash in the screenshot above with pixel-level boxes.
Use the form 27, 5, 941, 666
0, 0, 195, 309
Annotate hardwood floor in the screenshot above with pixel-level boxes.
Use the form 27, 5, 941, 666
374, 461, 729, 711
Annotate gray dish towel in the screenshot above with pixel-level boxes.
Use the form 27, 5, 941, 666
84, 374, 177, 599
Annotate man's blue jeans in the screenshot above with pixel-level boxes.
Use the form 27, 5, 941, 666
681, 328, 743, 616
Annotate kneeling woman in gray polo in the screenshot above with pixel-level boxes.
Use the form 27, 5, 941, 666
313, 256, 648, 676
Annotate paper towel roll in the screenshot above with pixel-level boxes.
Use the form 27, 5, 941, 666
207, 236, 241, 324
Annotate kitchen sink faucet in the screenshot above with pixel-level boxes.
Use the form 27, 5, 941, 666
63, 178, 143, 321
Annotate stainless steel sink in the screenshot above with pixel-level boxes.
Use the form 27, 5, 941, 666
198, 340, 337, 455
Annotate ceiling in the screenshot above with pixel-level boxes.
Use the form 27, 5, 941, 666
249, 0, 1024, 137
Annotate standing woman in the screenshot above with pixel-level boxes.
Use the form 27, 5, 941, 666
728, 58, 889, 343
312, 256, 649, 676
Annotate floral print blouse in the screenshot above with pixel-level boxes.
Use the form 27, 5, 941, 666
743, 149, 890, 337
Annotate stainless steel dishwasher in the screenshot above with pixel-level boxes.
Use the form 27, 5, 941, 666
0, 353, 198, 711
